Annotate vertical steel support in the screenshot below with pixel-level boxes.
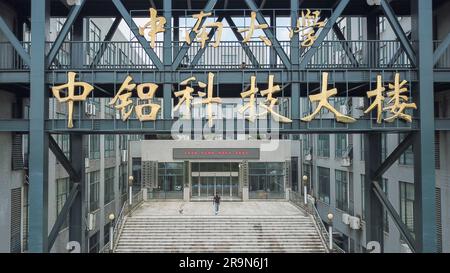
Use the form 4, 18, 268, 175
173, 15, 179, 61
28, 0, 49, 253
366, 14, 378, 67
163, 0, 172, 119
363, 14, 383, 252
290, 0, 300, 126
270, 13, 277, 68
412, 0, 436, 253
69, 17, 87, 252
364, 133, 384, 252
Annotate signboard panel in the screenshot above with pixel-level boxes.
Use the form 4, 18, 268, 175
173, 148, 260, 160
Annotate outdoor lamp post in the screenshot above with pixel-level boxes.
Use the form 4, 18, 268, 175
327, 213, 334, 250
108, 213, 115, 252
302, 175, 308, 205
128, 176, 134, 206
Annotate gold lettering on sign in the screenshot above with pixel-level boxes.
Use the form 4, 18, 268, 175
51, 72, 94, 128
139, 8, 166, 49
109, 76, 161, 122
238, 11, 272, 46
301, 72, 356, 123
289, 9, 325, 47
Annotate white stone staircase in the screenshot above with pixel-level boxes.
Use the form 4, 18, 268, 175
115, 213, 327, 253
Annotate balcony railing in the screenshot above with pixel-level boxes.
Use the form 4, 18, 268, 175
0, 40, 428, 70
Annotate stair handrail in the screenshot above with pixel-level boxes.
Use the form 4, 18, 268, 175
289, 190, 345, 253
309, 200, 346, 253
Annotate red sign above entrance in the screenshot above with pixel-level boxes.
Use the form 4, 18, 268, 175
173, 148, 260, 160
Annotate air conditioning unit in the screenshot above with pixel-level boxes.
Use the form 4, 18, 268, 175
339, 105, 349, 115
354, 98, 365, 110
305, 154, 312, 161
341, 157, 351, 167
85, 158, 90, 168
85, 103, 97, 116
400, 243, 412, 253
342, 213, 350, 225
87, 213, 96, 231
349, 216, 361, 230
115, 111, 121, 120
121, 150, 127, 162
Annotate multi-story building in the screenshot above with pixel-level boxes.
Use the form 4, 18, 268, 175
0, 0, 448, 254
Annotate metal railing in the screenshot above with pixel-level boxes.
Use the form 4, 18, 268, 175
289, 190, 345, 253
434, 40, 450, 69
0, 42, 30, 70
0, 40, 424, 70
100, 189, 144, 253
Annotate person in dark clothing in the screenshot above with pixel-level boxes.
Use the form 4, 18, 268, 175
213, 194, 221, 215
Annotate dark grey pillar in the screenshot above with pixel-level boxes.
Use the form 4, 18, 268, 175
411, 0, 437, 253
69, 16, 87, 252
28, 0, 50, 253
163, 0, 172, 119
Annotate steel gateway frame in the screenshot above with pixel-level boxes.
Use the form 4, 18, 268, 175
0, 0, 448, 253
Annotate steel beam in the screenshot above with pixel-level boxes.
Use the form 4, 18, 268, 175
364, 133, 384, 251
48, 135, 80, 181
388, 33, 411, 67
191, 15, 225, 67
433, 32, 450, 66
372, 181, 416, 252
171, 0, 218, 70
0, 16, 31, 67
90, 16, 121, 68
290, 0, 300, 123
0, 119, 29, 132
412, 0, 437, 253
28, 0, 49, 253
224, 16, 260, 68
47, 183, 80, 251
299, 0, 350, 68
112, 0, 163, 70
380, 0, 416, 67
163, 0, 172, 119
244, 0, 291, 69
373, 132, 414, 181
47, 0, 86, 68
332, 23, 359, 67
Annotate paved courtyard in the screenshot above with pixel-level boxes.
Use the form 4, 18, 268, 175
132, 201, 308, 217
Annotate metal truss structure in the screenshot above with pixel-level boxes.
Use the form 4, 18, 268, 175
0, 0, 449, 253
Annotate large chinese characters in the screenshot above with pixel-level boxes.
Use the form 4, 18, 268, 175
137, 8, 325, 49
51, 72, 417, 129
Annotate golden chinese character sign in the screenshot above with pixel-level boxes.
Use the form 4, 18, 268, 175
51, 71, 416, 129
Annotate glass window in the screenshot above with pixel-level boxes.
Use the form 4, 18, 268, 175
318, 135, 330, 158
349, 172, 354, 214
361, 174, 365, 220
119, 164, 127, 195
318, 167, 330, 204
89, 171, 100, 212
382, 178, 389, 233
335, 134, 347, 158
104, 135, 115, 158
249, 162, 285, 198
89, 135, 100, 160
399, 133, 413, 165
104, 222, 111, 246
56, 177, 70, 229
53, 133, 70, 158
399, 181, 414, 234
157, 162, 183, 193
335, 170, 348, 211
89, 231, 99, 253
104, 167, 115, 204
132, 158, 142, 191
360, 135, 365, 161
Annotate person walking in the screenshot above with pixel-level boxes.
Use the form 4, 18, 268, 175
213, 194, 221, 215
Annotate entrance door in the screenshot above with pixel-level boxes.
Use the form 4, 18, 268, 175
194, 176, 239, 199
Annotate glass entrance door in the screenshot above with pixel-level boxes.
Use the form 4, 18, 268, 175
193, 176, 239, 199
